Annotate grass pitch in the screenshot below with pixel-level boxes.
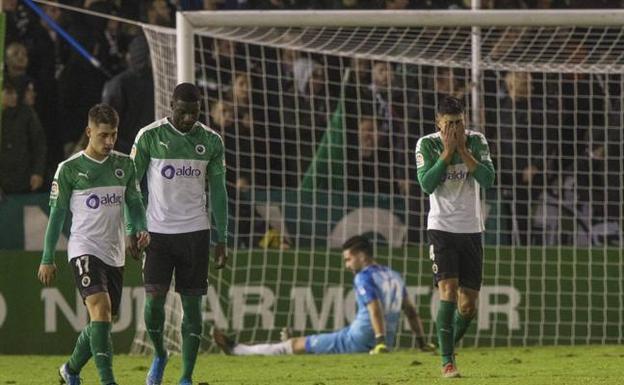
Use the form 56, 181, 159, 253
1, 345, 622, 385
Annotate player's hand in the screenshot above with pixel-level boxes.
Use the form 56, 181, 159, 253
213, 242, 227, 269
441, 124, 457, 158
126, 231, 150, 261
369, 343, 389, 355
125, 235, 139, 260
38, 263, 57, 286
455, 126, 467, 154
136, 231, 150, 251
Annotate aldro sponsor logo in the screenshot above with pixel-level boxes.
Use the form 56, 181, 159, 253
161, 165, 202, 180
441, 169, 467, 182
86, 193, 123, 209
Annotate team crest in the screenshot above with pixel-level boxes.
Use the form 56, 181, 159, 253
195, 144, 206, 155
416, 153, 424, 168
50, 182, 59, 200
114, 168, 125, 179
81, 275, 91, 287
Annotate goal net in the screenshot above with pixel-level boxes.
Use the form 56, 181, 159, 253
132, 11, 624, 353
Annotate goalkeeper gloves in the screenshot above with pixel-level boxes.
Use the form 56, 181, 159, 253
369, 335, 389, 355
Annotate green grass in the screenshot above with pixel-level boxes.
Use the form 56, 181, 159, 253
1, 346, 622, 385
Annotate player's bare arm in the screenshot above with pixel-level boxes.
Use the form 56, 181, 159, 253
402, 298, 435, 352
367, 299, 388, 354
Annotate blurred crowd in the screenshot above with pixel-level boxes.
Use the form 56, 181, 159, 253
0, 0, 622, 247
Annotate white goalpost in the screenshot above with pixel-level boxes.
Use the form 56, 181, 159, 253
133, 9, 624, 353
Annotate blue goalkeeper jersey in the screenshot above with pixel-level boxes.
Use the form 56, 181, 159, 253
349, 264, 407, 347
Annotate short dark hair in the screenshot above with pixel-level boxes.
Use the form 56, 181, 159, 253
342, 235, 373, 258
173, 82, 201, 103
437, 96, 464, 116
88, 103, 119, 127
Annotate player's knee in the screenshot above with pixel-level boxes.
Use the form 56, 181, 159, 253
438, 280, 459, 301
458, 301, 477, 319
146, 290, 167, 300
90, 304, 112, 321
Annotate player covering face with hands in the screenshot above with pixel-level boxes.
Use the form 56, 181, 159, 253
415, 97, 495, 378
38, 104, 149, 385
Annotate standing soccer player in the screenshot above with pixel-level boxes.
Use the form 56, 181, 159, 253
211, 235, 432, 356
37, 104, 149, 385
132, 83, 228, 385
415, 97, 495, 378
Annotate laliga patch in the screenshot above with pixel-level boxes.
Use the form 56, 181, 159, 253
130, 145, 137, 159
195, 144, 206, 155
50, 181, 59, 200
429, 244, 435, 261
416, 153, 424, 168
114, 168, 125, 179
81, 275, 91, 287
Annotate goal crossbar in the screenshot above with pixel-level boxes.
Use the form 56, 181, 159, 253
180, 9, 624, 28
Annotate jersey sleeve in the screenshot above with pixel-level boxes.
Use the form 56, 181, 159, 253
207, 134, 226, 177
124, 162, 143, 203
124, 161, 147, 234
50, 163, 72, 209
470, 133, 496, 189
354, 272, 378, 305
131, 130, 150, 181
415, 137, 447, 194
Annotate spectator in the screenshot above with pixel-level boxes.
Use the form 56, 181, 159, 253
384, 0, 410, 9
498, 71, 556, 245
24, 0, 65, 171
145, 0, 173, 26
210, 98, 269, 248
282, 57, 337, 187
364, 60, 410, 194
230, 71, 273, 187
533, 129, 621, 247
326, 0, 379, 9
345, 114, 392, 195
4, 0, 32, 44
102, 35, 154, 153
5, 42, 36, 107
57, 0, 121, 155
200, 39, 246, 100
0, 81, 47, 194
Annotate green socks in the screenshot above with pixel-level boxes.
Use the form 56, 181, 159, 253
144, 294, 203, 382
144, 295, 167, 357
436, 300, 456, 366
90, 321, 114, 385
453, 309, 474, 345
67, 324, 92, 374
180, 295, 203, 382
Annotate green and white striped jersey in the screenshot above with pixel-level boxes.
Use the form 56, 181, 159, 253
50, 151, 143, 266
131, 118, 226, 234
415, 130, 495, 233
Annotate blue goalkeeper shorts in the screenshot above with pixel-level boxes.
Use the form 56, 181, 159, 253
304, 327, 371, 354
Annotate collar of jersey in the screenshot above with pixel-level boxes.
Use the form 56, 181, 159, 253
82, 150, 109, 164
166, 117, 197, 136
